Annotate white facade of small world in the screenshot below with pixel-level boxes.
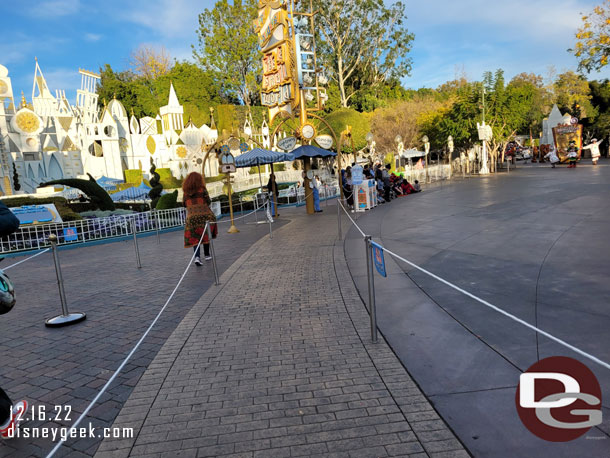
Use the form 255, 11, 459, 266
0, 61, 219, 195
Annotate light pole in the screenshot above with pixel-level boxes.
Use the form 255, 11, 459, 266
366, 132, 375, 163
478, 87, 490, 174
394, 134, 403, 171
447, 135, 454, 180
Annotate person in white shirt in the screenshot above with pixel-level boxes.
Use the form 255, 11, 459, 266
544, 146, 560, 168
582, 138, 603, 165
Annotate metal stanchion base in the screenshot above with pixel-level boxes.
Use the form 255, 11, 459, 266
45, 312, 86, 328
228, 225, 240, 233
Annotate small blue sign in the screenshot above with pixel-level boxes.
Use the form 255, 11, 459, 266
371, 242, 386, 277
351, 164, 364, 185
63, 227, 78, 242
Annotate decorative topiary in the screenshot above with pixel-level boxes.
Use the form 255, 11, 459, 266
12, 163, 20, 191
148, 158, 163, 208
155, 190, 179, 210
38, 173, 115, 211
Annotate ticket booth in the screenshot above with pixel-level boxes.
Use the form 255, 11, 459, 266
355, 179, 377, 212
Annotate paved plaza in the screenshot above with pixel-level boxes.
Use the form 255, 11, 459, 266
344, 161, 610, 457
2, 161, 610, 458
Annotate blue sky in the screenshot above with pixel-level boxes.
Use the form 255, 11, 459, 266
1, 0, 610, 104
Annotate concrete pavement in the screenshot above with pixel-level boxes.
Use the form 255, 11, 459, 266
343, 161, 610, 457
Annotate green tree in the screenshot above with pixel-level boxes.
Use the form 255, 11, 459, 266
314, 0, 414, 108
97, 62, 224, 125
194, 0, 261, 107
554, 71, 598, 121
323, 108, 371, 153
571, 1, 610, 72
588, 79, 610, 140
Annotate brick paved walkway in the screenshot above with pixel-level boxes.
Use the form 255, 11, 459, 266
0, 213, 284, 458
94, 210, 468, 458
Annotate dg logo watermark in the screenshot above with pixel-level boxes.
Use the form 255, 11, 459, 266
516, 356, 602, 442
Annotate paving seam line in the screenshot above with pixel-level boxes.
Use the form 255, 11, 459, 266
333, 240, 471, 457
92, 225, 282, 457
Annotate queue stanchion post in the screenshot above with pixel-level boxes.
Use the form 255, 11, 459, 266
267, 199, 273, 240
45, 234, 86, 328
132, 215, 142, 268
364, 235, 378, 343
206, 223, 220, 285
337, 200, 342, 240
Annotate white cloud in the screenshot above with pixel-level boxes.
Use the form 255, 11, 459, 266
41, 68, 81, 93
28, 0, 80, 17
85, 33, 102, 42
120, 0, 204, 39
403, 0, 610, 88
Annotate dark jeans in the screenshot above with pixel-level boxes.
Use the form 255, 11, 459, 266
0, 387, 11, 425
384, 186, 391, 202
194, 244, 210, 258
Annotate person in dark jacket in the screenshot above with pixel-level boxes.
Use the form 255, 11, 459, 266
266, 172, 279, 217
0, 202, 28, 439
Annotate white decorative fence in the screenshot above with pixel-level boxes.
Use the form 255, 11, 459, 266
0, 208, 187, 255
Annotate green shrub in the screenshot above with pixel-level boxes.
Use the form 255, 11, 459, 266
157, 168, 183, 189
156, 190, 179, 210
39, 174, 115, 211
323, 108, 372, 153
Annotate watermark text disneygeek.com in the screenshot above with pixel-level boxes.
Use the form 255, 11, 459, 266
5, 423, 133, 441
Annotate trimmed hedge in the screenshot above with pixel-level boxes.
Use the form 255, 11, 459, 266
156, 190, 179, 210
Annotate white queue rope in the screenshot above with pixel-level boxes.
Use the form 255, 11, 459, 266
2, 248, 51, 271
341, 207, 610, 372
216, 198, 270, 224
338, 200, 366, 237
45, 224, 209, 458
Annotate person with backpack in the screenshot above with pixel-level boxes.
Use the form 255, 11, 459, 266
0, 201, 27, 439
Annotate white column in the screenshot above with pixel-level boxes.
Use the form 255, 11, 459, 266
480, 140, 489, 174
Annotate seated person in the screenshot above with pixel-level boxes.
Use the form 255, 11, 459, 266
401, 180, 415, 195
413, 180, 422, 192
390, 175, 404, 196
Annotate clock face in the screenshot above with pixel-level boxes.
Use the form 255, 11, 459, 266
15, 111, 40, 134
301, 123, 316, 140
0, 80, 8, 96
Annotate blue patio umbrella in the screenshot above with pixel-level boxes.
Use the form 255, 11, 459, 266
235, 148, 294, 167
235, 148, 295, 191
290, 145, 336, 159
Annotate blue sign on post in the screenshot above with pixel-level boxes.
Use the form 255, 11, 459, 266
351, 164, 364, 185
371, 241, 386, 277
63, 227, 78, 242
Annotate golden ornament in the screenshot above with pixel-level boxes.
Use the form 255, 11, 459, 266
15, 111, 40, 133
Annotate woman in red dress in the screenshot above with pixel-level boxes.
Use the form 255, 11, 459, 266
183, 172, 217, 266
